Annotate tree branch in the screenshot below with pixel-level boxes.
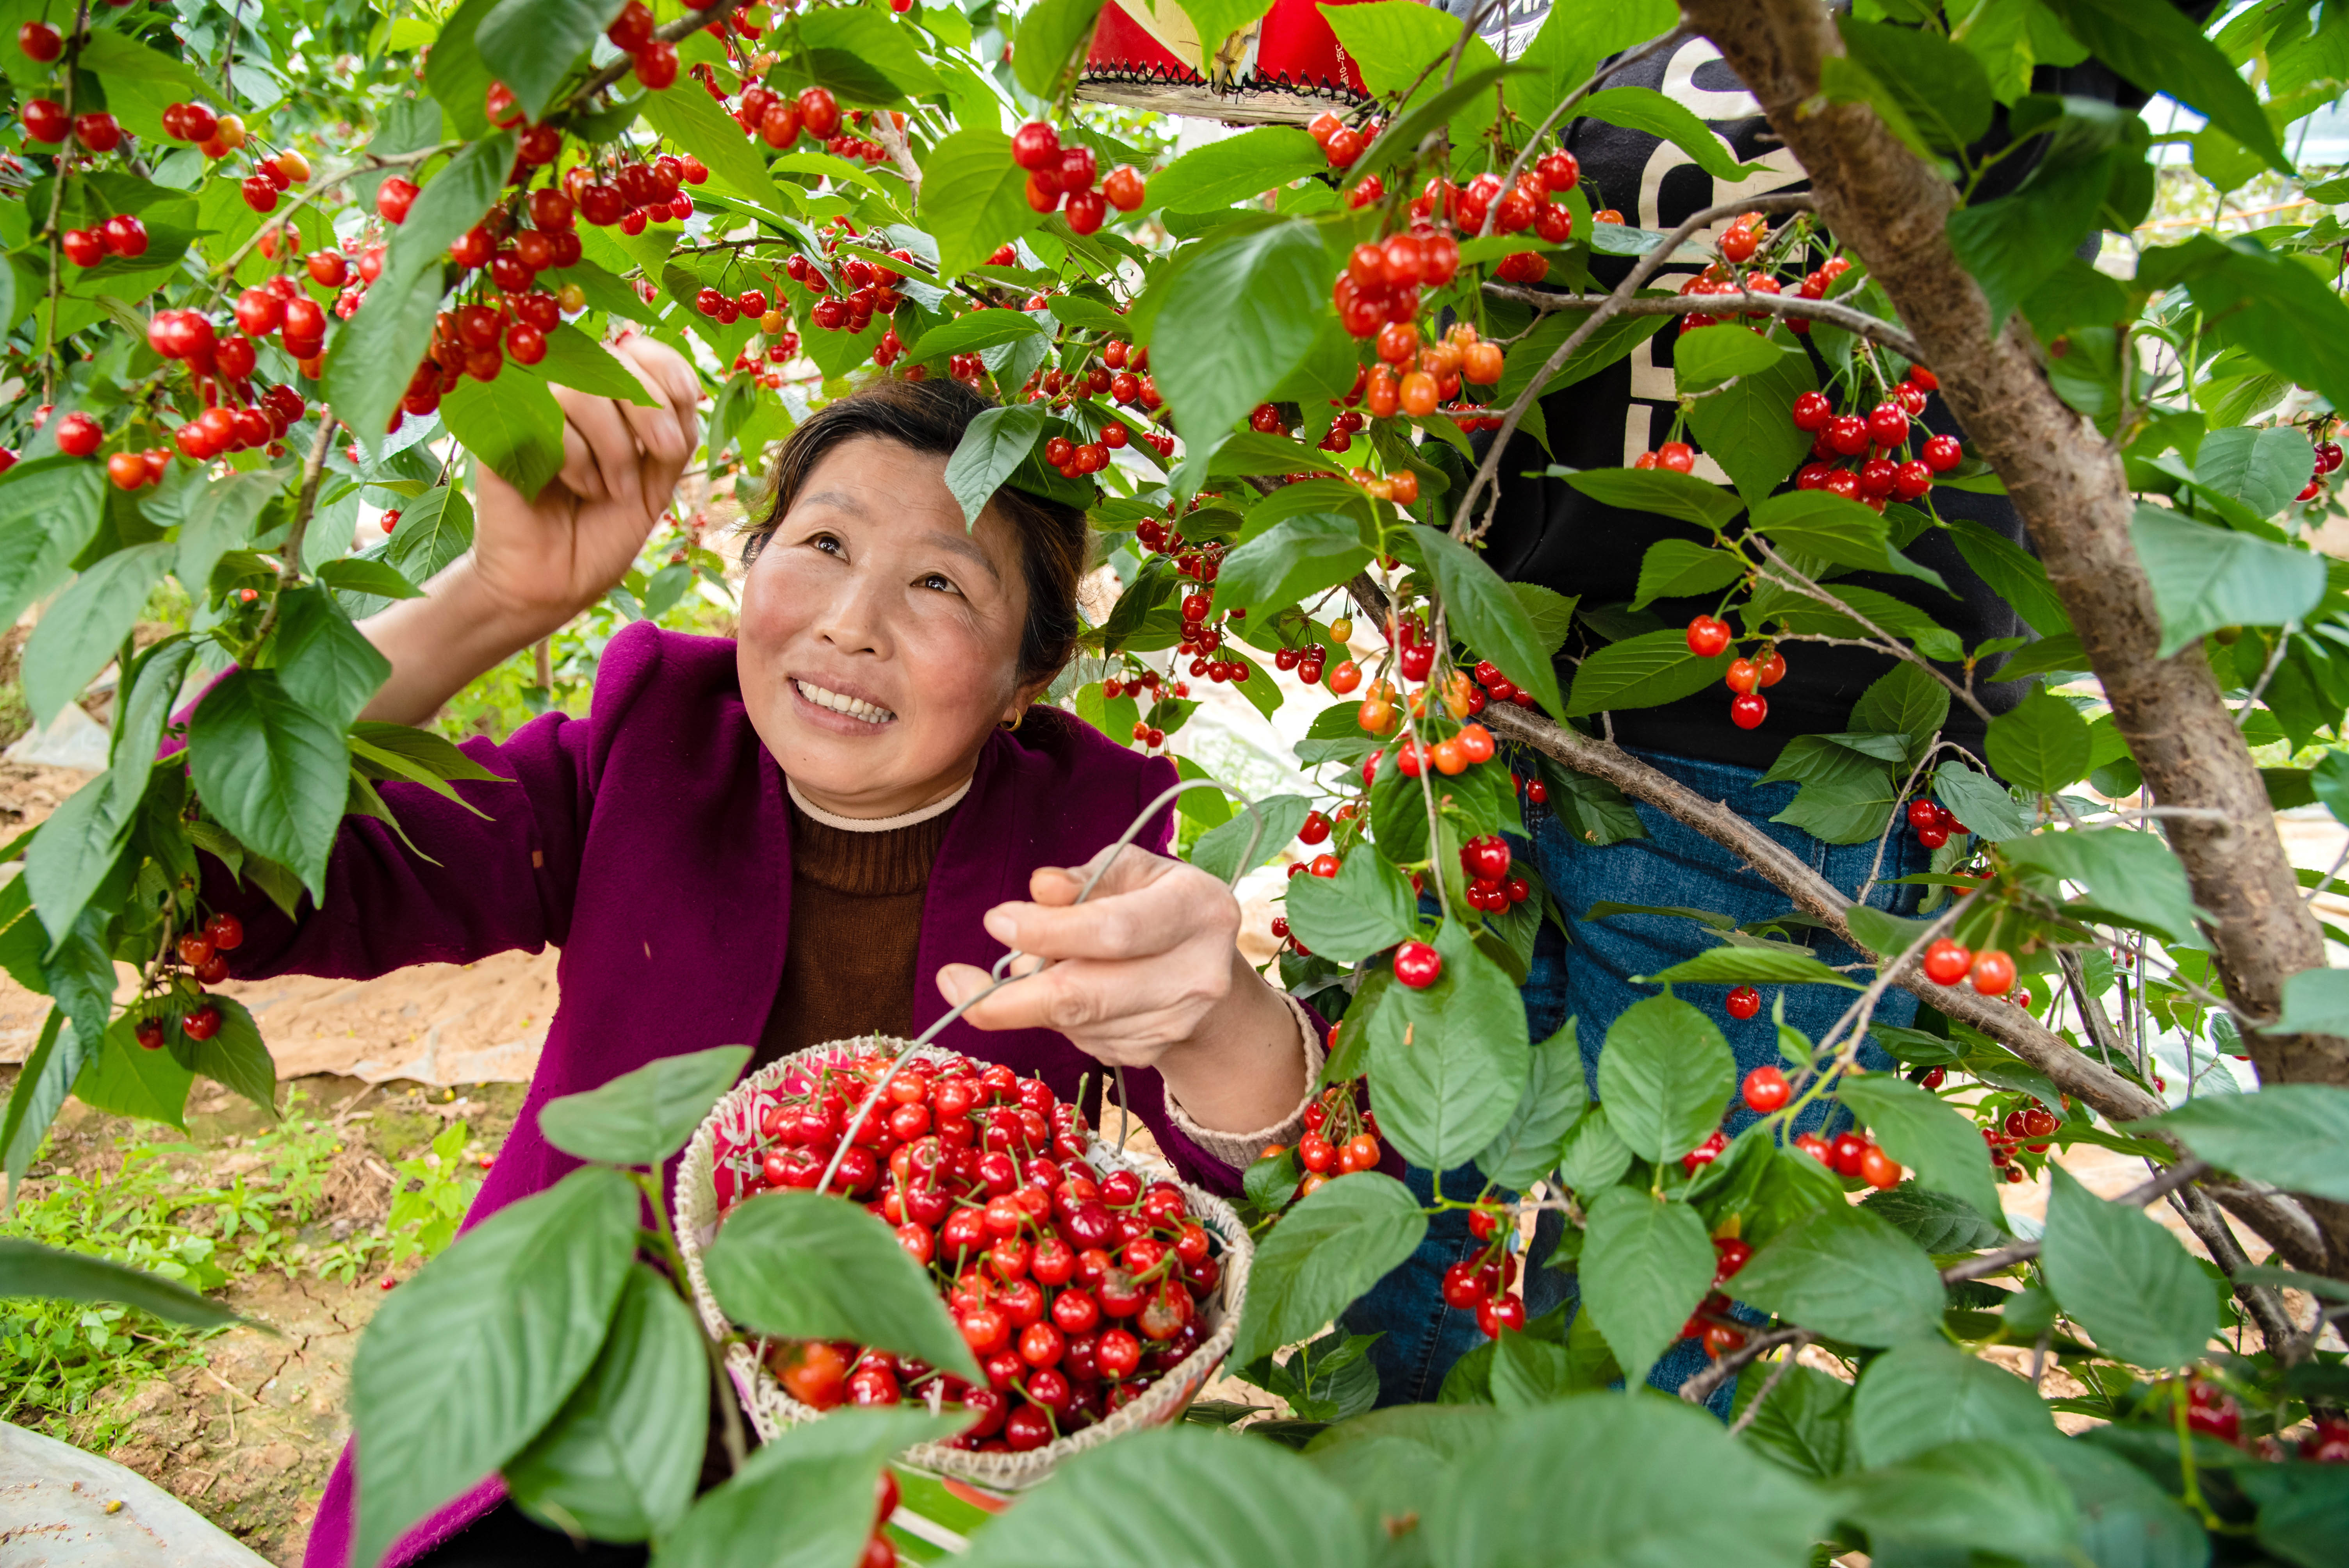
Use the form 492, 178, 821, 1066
571, 0, 754, 107
1679, 0, 2349, 1278
1481, 284, 1923, 360
1452, 192, 1816, 542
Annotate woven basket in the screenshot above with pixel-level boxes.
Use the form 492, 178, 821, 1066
674, 1036, 1254, 1492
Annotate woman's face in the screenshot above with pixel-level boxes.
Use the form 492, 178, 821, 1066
738, 435, 1037, 818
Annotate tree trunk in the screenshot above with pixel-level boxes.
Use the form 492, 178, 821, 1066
1675, 0, 2349, 1273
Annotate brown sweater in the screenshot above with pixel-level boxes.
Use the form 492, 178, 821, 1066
754, 793, 960, 1067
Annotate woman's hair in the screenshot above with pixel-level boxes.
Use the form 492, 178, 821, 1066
740, 377, 1089, 688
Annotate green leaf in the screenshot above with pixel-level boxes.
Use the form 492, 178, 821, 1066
2194, 424, 2315, 519
1231, 1172, 1426, 1368
23, 542, 172, 725
175, 468, 287, 606
1149, 125, 1323, 214
442, 372, 567, 501
1422, 1397, 1831, 1568
1188, 794, 1309, 885
505, 1265, 705, 1543
2034, 1436, 2210, 1568
940, 403, 1046, 532
71, 1014, 193, 1129
1370, 919, 1531, 1172
353, 1165, 639, 1568
1283, 850, 1416, 966
537, 1046, 752, 1168
961, 1422, 1371, 1568
1832, 1438, 2078, 1561
1476, 1017, 1585, 1191
328, 133, 519, 457
704, 1190, 981, 1381
1414, 525, 1566, 716
1837, 1076, 2006, 1220
1564, 469, 1745, 534
1833, 16, 1994, 155
1212, 513, 1369, 622
1931, 759, 2032, 841
1013, 0, 1110, 98
923, 127, 1048, 282
907, 308, 1049, 362
1639, 943, 1866, 991
1672, 322, 1789, 389
385, 485, 478, 583
2005, 826, 2201, 942
189, 669, 349, 903
1850, 661, 1951, 765
1556, 1105, 1633, 1193
1497, 312, 1667, 407
656, 1408, 964, 1568
2131, 506, 2325, 658
1947, 518, 2073, 637
2037, 0, 2287, 173
1861, 1184, 2008, 1252
475, 0, 612, 122
1578, 86, 1769, 182
0, 457, 105, 629
1593, 994, 1734, 1166
267, 585, 392, 731
1852, 1341, 2051, 1468
798, 4, 945, 100
1732, 1202, 1946, 1346
2134, 1083, 2349, 1202
187, 995, 279, 1119
1513, 583, 1578, 657
319, 556, 427, 602
2040, 1164, 2215, 1370
1154, 222, 1326, 480
0, 1236, 246, 1328
1684, 342, 1818, 504
1985, 684, 2092, 794
1749, 490, 1949, 592
527, 324, 661, 406
1567, 627, 1730, 717
1733, 1362, 1854, 1481
1631, 538, 1744, 609
1577, 1188, 1715, 1385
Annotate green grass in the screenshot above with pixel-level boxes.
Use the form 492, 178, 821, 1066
0, 1088, 481, 1443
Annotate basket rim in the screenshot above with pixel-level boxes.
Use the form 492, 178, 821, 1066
674, 1036, 1255, 1490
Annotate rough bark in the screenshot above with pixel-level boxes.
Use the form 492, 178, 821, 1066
1674, 0, 2349, 1269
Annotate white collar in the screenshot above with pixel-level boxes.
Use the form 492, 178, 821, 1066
785, 775, 972, 832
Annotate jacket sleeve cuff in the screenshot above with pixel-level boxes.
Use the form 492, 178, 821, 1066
1161, 992, 1324, 1171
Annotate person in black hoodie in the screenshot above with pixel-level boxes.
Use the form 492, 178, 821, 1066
1343, 6, 2154, 1409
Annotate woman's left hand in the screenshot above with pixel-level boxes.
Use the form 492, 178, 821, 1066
935, 845, 1306, 1132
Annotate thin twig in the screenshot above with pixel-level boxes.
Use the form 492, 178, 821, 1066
250, 415, 339, 647
1482, 285, 1924, 359
2304, 837, 2349, 906
2235, 624, 2294, 729
1859, 732, 1944, 907
39, 4, 89, 402
1752, 538, 1996, 725
1680, 1324, 1809, 1406
1444, 0, 1504, 91
1453, 193, 1816, 541
207, 144, 461, 290
1941, 1161, 2210, 1285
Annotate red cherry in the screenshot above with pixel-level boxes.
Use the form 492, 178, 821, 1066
22, 98, 68, 143
1859, 1144, 1902, 1189
1730, 692, 1767, 729
1686, 615, 1731, 658
60, 228, 102, 267
53, 412, 101, 458
1828, 1131, 1867, 1178
1866, 401, 1909, 447
633, 39, 679, 89
1922, 939, 1972, 986
182, 1003, 223, 1041
1741, 1063, 1789, 1112
1725, 985, 1762, 1021
1921, 433, 1963, 472
1969, 949, 2016, 996
17, 20, 61, 62
1392, 940, 1442, 989
1790, 390, 1832, 431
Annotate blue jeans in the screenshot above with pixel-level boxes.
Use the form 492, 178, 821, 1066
1343, 747, 1931, 1408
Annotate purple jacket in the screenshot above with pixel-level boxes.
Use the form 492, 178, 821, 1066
262, 622, 1244, 1568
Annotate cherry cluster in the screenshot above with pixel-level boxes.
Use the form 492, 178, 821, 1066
1439, 1205, 1527, 1336
58, 211, 148, 269
1683, 615, 1787, 731
1459, 833, 1530, 912
1982, 1094, 2061, 1185
1288, 1087, 1384, 1194
2298, 425, 2343, 503
1105, 665, 1190, 752
1922, 936, 2017, 997
146, 305, 314, 460
1903, 794, 1968, 850
1788, 367, 1963, 509
783, 220, 910, 339
1676, 1236, 1755, 1359
1009, 122, 1146, 237
734, 1049, 1222, 1454
131, 912, 244, 1053
1788, 1128, 1903, 1188
20, 99, 121, 152
1305, 109, 1379, 169
1331, 229, 1461, 340
605, 0, 681, 91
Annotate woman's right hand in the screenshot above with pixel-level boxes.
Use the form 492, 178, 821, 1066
356, 333, 703, 727
469, 332, 702, 631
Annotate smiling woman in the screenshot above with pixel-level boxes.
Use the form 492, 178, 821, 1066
204, 343, 1322, 1568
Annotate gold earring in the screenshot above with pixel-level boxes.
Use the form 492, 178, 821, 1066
1001, 708, 1024, 732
